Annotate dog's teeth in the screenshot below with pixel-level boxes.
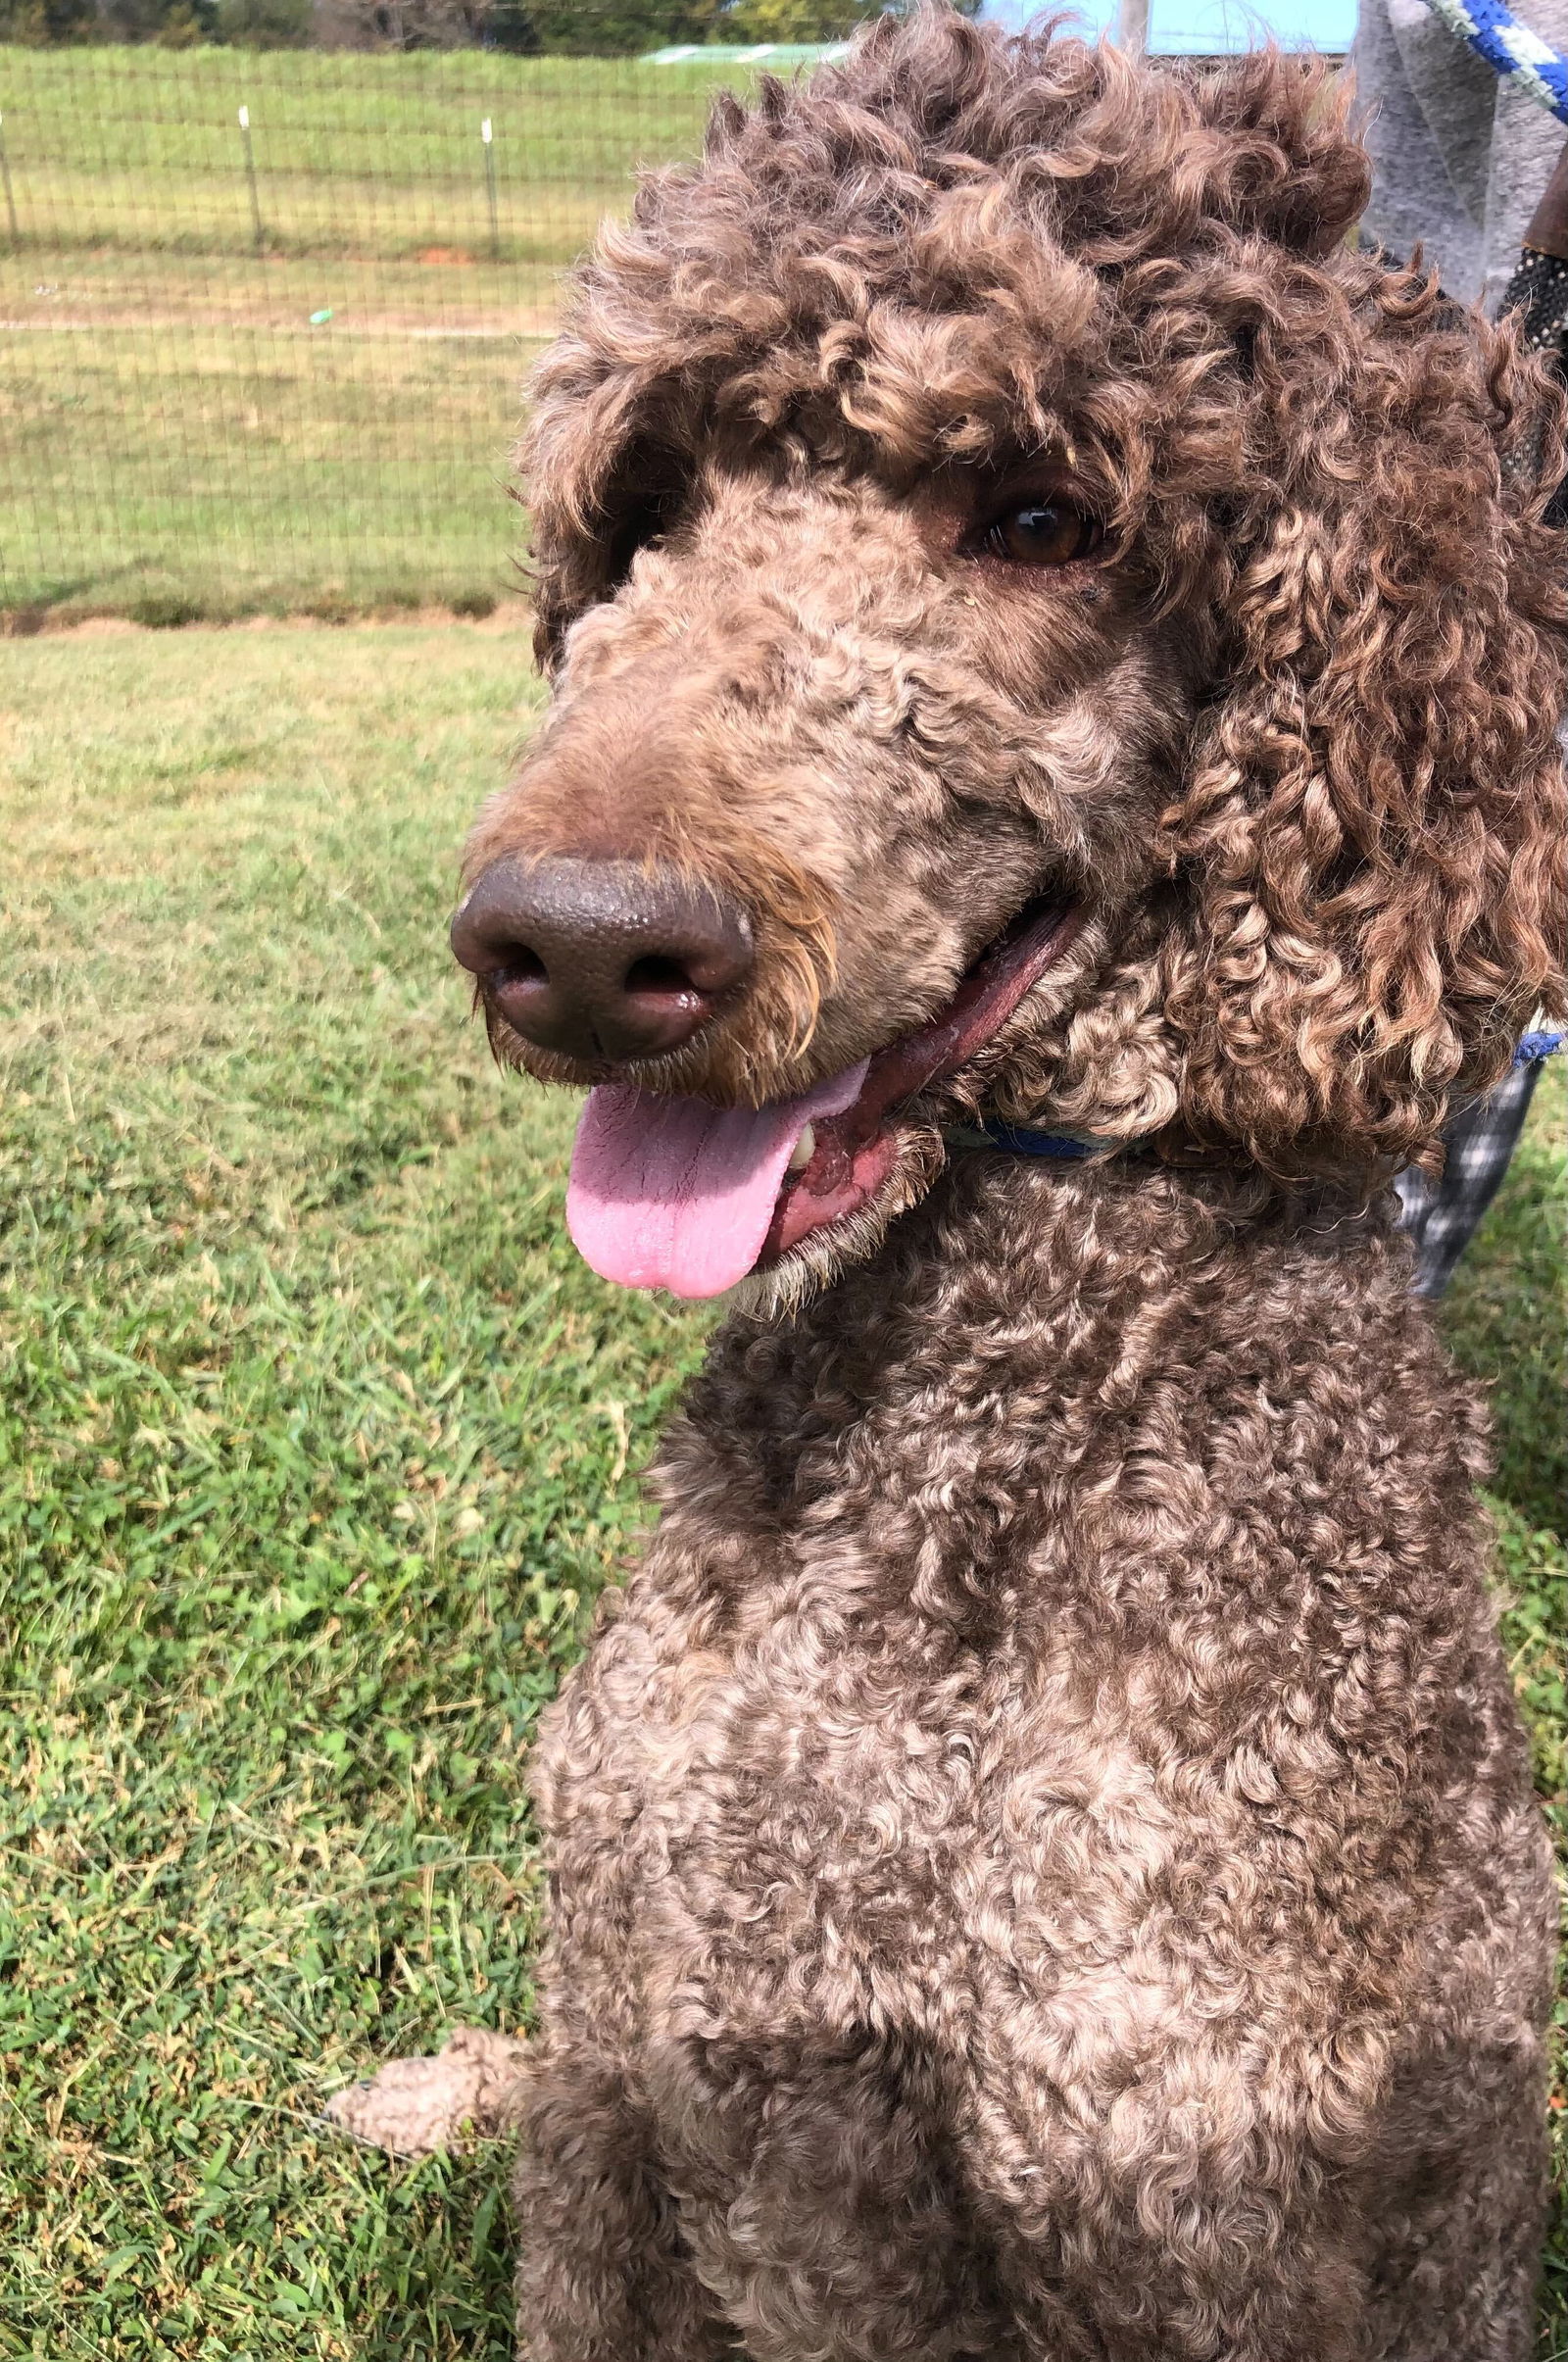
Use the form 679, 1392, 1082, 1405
787, 1124, 815, 1173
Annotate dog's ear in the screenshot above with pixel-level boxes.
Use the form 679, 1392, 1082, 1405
1159, 286, 1568, 1175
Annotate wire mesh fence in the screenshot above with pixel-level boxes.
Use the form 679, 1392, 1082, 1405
0, 44, 764, 619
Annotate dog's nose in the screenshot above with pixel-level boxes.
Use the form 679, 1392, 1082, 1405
450, 855, 754, 1063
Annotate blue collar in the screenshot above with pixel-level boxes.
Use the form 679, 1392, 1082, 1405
945, 1028, 1563, 1165
941, 1120, 1102, 1160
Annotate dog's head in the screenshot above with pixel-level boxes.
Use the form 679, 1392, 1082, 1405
455, 8, 1567, 1304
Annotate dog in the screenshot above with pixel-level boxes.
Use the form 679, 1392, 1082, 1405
339, 14, 1568, 2354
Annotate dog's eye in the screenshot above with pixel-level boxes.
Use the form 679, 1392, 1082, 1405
979, 499, 1102, 567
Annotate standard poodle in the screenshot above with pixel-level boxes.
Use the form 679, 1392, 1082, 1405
333, 14, 1568, 2356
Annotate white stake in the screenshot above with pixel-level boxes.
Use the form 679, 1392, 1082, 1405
481, 120, 498, 260
237, 105, 263, 255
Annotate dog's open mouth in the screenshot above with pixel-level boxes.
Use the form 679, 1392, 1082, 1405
564, 899, 1080, 1298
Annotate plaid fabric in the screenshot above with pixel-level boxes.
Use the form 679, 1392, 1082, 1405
1394, 1061, 1544, 1297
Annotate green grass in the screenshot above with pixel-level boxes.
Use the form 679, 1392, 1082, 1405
0, 46, 765, 617
0, 624, 1562, 2358
1443, 1060, 1567, 1538
3, 293, 549, 620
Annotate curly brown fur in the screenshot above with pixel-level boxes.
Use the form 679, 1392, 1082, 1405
438, 12, 1567, 2357
517, 1162, 1556, 2362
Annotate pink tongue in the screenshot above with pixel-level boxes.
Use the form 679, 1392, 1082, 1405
566, 1060, 870, 1298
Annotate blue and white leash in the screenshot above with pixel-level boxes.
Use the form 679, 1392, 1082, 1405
1420, 0, 1568, 124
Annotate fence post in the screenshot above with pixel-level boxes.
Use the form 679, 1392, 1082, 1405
0, 112, 19, 248
1115, 0, 1151, 49
481, 118, 499, 264
238, 104, 265, 257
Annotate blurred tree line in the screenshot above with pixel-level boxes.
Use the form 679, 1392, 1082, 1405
0, 0, 959, 51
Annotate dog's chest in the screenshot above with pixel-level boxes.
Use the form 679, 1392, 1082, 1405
536, 1238, 1498, 2106
544, 1469, 1392, 2089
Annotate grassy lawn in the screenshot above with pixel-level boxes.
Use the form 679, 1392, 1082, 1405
0, 623, 1562, 2359
0, 47, 756, 619
3, 295, 549, 622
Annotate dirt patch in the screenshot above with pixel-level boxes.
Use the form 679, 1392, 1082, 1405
9, 597, 535, 641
